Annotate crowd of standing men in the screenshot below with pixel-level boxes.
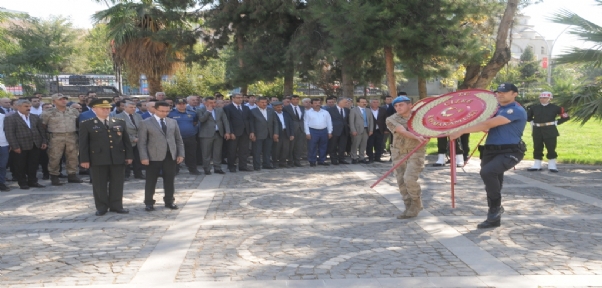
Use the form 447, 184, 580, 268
0, 91, 399, 215
0, 86, 571, 223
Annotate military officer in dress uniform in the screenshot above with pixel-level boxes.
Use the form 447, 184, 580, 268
527, 91, 570, 172
41, 93, 83, 186
79, 99, 134, 216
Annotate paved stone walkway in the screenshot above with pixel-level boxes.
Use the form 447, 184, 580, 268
1, 157, 602, 287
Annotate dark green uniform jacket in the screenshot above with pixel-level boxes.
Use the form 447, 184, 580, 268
79, 117, 134, 165
527, 103, 570, 138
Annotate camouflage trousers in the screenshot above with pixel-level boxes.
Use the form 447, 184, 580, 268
48, 133, 79, 176
391, 148, 426, 201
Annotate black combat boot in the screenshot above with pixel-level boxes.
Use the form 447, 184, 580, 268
68, 174, 84, 183
50, 175, 63, 186
477, 198, 503, 229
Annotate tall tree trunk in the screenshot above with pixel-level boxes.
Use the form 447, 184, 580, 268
384, 45, 397, 97
462, 0, 519, 89
237, 33, 248, 95
283, 65, 294, 96
341, 58, 354, 99
458, 63, 482, 90
147, 75, 162, 97
417, 77, 427, 99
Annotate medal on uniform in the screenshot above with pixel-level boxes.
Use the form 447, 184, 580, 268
507, 108, 514, 114
94, 120, 98, 123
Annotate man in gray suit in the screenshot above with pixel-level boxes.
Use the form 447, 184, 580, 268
249, 96, 279, 170
138, 101, 185, 211
283, 95, 305, 167
349, 97, 373, 164
197, 96, 230, 175
113, 101, 145, 179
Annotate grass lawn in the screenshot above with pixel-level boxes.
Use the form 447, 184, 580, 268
423, 120, 602, 165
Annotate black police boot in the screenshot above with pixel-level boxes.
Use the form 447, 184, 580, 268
477, 198, 503, 229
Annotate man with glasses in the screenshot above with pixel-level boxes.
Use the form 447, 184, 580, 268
41, 94, 83, 186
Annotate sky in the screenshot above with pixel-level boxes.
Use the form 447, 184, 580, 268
0, 0, 600, 57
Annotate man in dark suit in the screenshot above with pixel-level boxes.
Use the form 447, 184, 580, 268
197, 96, 230, 175
3, 99, 47, 189
283, 95, 305, 167
223, 93, 252, 172
79, 99, 134, 216
0, 98, 13, 114
367, 98, 388, 163
249, 97, 279, 170
327, 98, 350, 165
272, 101, 293, 168
138, 101, 185, 211
113, 101, 145, 179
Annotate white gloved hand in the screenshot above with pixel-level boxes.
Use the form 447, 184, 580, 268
554, 120, 558, 126
530, 121, 534, 127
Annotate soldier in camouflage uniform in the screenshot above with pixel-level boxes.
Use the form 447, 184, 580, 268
385, 96, 427, 219
41, 94, 83, 186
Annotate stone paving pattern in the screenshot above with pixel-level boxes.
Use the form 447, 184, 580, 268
447, 219, 602, 275
177, 222, 476, 282
1, 156, 602, 287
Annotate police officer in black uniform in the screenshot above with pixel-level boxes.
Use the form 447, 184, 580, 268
79, 99, 134, 216
526, 91, 570, 173
450, 83, 527, 229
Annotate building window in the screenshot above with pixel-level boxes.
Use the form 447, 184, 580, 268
541, 46, 545, 55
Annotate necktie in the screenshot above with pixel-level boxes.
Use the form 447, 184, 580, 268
339, 108, 343, 117
362, 108, 368, 127
104, 119, 109, 129
129, 114, 137, 129
294, 106, 299, 120
237, 105, 242, 113
160, 118, 167, 134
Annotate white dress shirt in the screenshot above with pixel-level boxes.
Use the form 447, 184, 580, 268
246, 103, 257, 110
304, 108, 332, 134
153, 114, 165, 127
0, 114, 8, 147
210, 109, 218, 131
18, 111, 31, 128
338, 106, 345, 118
258, 108, 268, 120
30, 106, 43, 115
275, 111, 286, 129
371, 108, 379, 130
291, 105, 302, 119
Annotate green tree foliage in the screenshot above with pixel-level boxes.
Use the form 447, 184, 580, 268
518, 46, 543, 87
92, 0, 201, 95
163, 58, 226, 98
199, 0, 304, 95
550, 0, 602, 67
549, 0, 602, 123
84, 24, 114, 75
0, 15, 78, 95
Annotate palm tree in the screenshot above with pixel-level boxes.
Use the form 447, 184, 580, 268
93, 0, 193, 96
550, 1, 602, 123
